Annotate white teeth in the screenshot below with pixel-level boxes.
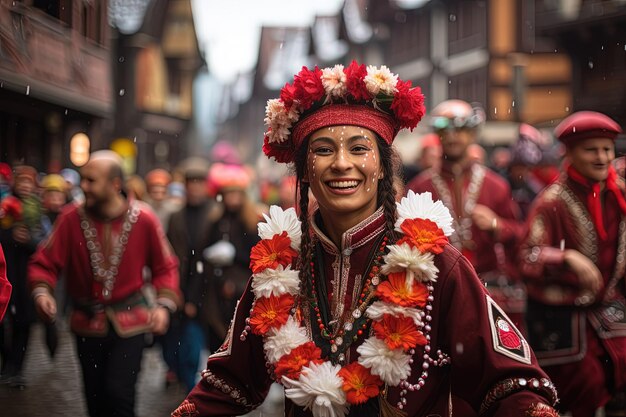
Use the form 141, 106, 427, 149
328, 180, 359, 188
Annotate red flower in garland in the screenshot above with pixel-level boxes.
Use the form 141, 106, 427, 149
249, 293, 294, 335
390, 79, 425, 131
397, 218, 448, 254
293, 66, 325, 109
338, 362, 382, 405
376, 271, 429, 308
372, 314, 427, 350
263, 133, 296, 164
249, 231, 298, 273
344, 61, 370, 101
274, 342, 323, 380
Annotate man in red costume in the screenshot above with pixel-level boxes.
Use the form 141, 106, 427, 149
407, 99, 527, 329
519, 111, 625, 416
28, 150, 180, 417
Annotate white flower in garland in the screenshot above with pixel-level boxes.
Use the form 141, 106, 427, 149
264, 99, 296, 144
251, 265, 300, 298
364, 65, 398, 96
321, 65, 347, 98
357, 337, 411, 386
284, 361, 348, 417
258, 206, 302, 250
365, 301, 424, 327
264, 316, 310, 363
395, 190, 454, 237
381, 242, 439, 283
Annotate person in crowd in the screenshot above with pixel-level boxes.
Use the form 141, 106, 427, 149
0, 165, 43, 388
203, 163, 262, 352
145, 168, 182, 230
279, 175, 298, 209
407, 99, 527, 331
29, 150, 180, 417
60, 167, 84, 205
0, 243, 11, 322
172, 62, 559, 417
468, 142, 487, 165
0, 163, 11, 202
519, 111, 626, 417
507, 124, 550, 219
402, 133, 442, 184
166, 157, 214, 392
125, 174, 146, 201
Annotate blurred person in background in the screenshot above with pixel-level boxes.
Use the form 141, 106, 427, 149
519, 111, 626, 417
203, 163, 262, 352
278, 175, 298, 209
0, 165, 43, 388
145, 168, 182, 231
0, 163, 11, 201
402, 133, 441, 184
60, 167, 84, 205
467, 142, 487, 165
408, 99, 527, 332
166, 157, 214, 392
29, 151, 180, 417
506, 124, 550, 219
126, 174, 147, 201
173, 62, 559, 417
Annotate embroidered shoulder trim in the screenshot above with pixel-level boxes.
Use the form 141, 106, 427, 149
480, 377, 558, 413
525, 402, 560, 417
171, 399, 199, 417
201, 368, 253, 408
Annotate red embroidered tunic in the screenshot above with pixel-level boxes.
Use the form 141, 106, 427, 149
173, 209, 558, 417
28, 202, 180, 335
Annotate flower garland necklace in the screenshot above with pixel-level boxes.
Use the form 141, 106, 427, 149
245, 191, 454, 417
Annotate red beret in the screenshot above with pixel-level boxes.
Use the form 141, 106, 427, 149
555, 111, 622, 144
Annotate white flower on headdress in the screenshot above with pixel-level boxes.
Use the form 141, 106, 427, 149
364, 65, 398, 96
321, 65, 347, 99
381, 242, 439, 283
264, 316, 310, 363
365, 301, 424, 327
258, 206, 302, 250
251, 265, 300, 298
283, 362, 348, 417
357, 337, 411, 386
395, 190, 454, 237
265, 99, 298, 144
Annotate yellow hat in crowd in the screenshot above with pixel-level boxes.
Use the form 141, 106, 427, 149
41, 174, 66, 193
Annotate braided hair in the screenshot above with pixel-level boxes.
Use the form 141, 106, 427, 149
292, 134, 402, 292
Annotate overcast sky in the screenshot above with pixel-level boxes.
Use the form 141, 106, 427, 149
191, 0, 343, 82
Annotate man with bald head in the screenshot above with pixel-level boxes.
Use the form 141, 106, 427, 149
28, 150, 181, 417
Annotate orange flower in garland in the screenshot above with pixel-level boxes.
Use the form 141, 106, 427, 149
376, 272, 429, 308
397, 218, 448, 254
249, 293, 294, 336
249, 231, 299, 273
372, 314, 426, 350
337, 362, 382, 405
274, 342, 322, 380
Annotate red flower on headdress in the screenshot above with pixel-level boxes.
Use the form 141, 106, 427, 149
376, 272, 429, 308
263, 133, 296, 164
249, 231, 298, 273
397, 218, 448, 254
293, 66, 325, 109
274, 342, 322, 380
391, 80, 425, 131
372, 314, 426, 350
344, 61, 370, 101
280, 82, 297, 111
249, 293, 294, 335
338, 362, 382, 405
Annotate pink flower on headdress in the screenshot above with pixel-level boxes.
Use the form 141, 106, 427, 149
391, 80, 425, 131
344, 61, 370, 101
364, 65, 398, 96
321, 65, 347, 99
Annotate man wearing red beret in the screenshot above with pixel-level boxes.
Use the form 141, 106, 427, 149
519, 111, 626, 416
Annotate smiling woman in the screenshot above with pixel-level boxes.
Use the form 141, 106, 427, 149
172, 62, 561, 417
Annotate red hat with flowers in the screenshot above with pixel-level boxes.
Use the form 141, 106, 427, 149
263, 61, 426, 163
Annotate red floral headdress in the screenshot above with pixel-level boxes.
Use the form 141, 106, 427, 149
263, 61, 426, 163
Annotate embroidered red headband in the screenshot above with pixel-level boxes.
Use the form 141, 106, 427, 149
262, 61, 426, 164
